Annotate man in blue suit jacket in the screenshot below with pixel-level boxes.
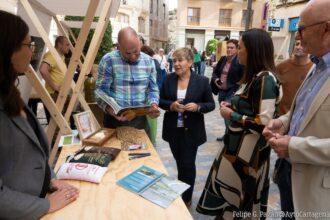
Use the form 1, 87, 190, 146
210, 39, 244, 141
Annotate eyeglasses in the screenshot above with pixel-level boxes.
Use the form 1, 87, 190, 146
297, 21, 326, 37
22, 42, 35, 51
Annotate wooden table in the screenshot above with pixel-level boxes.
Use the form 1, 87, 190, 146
42, 131, 192, 220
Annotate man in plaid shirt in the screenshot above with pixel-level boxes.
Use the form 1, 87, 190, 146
95, 27, 160, 135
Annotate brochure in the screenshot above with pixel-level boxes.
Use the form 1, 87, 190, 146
95, 90, 150, 116
117, 166, 190, 208
59, 130, 81, 147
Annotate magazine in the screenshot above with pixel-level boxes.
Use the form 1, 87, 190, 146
117, 166, 190, 208
95, 90, 150, 116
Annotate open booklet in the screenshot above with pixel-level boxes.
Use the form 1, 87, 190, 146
117, 165, 190, 208
95, 90, 150, 116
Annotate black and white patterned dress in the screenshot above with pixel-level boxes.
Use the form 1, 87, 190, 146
197, 71, 282, 219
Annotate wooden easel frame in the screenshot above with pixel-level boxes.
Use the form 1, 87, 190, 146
19, 0, 120, 165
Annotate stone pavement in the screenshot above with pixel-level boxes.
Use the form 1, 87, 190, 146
155, 66, 281, 219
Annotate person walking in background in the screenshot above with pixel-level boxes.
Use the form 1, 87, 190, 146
0, 10, 79, 219
210, 39, 244, 142
154, 48, 168, 76
272, 39, 313, 219
200, 51, 207, 76
95, 27, 160, 139
264, 0, 330, 216
193, 47, 201, 75
197, 29, 282, 219
167, 49, 174, 73
159, 48, 215, 207
141, 45, 164, 145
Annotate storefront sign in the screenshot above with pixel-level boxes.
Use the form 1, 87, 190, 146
289, 17, 299, 32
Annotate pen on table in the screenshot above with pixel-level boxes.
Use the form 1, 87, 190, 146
129, 154, 151, 160
128, 153, 151, 156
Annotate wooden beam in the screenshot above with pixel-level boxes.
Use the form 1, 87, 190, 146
28, 0, 55, 17
20, 0, 95, 153
20, 0, 67, 74
25, 65, 72, 135
53, 16, 86, 65
53, 16, 85, 61
63, 0, 114, 127
45, 0, 100, 142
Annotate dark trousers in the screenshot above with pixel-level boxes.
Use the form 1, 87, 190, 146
169, 128, 198, 203
275, 159, 295, 220
168, 59, 173, 73
194, 61, 201, 75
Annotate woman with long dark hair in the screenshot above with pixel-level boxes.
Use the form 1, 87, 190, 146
197, 29, 282, 219
0, 10, 78, 219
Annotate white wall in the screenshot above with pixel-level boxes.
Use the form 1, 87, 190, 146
186, 31, 205, 52
0, 0, 17, 14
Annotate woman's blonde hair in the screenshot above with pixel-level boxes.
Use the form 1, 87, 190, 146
172, 47, 194, 62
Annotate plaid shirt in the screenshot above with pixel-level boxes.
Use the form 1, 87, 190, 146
95, 50, 159, 112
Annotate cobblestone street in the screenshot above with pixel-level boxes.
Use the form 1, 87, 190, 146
155, 66, 281, 219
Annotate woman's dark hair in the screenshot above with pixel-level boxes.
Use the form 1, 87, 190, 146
241, 29, 275, 83
141, 45, 155, 57
0, 10, 29, 117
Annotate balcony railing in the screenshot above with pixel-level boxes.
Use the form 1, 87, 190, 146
187, 16, 200, 25
219, 18, 231, 27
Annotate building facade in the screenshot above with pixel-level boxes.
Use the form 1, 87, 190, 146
268, 0, 309, 60
149, 0, 169, 49
111, 0, 169, 50
176, 0, 266, 52
168, 9, 177, 50
111, 0, 150, 44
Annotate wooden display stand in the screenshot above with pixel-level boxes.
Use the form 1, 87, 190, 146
41, 131, 192, 220
18, 0, 121, 165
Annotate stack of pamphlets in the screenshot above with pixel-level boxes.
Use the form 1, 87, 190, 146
117, 165, 190, 208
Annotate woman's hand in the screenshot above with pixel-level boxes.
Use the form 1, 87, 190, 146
219, 104, 233, 120
47, 187, 79, 213
184, 103, 199, 112
220, 101, 231, 108
50, 179, 78, 192
170, 101, 185, 113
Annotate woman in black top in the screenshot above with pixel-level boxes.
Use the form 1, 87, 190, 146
159, 47, 215, 207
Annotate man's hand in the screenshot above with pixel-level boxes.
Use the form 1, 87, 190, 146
219, 102, 233, 119
263, 119, 285, 141
170, 101, 185, 113
184, 103, 199, 112
106, 106, 128, 122
269, 134, 291, 158
148, 103, 160, 118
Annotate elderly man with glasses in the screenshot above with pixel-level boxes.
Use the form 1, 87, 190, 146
263, 0, 330, 217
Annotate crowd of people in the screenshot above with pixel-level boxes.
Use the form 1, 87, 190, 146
0, 0, 329, 219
